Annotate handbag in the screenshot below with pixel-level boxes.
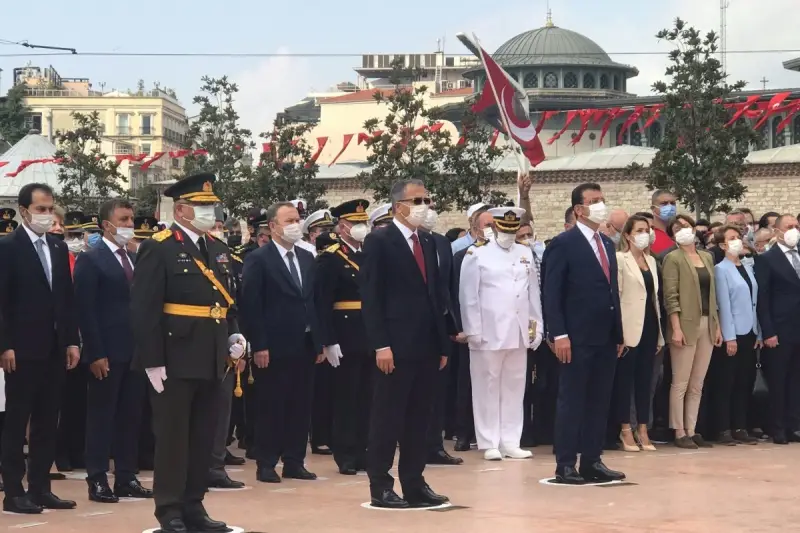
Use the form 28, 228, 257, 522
752, 348, 769, 399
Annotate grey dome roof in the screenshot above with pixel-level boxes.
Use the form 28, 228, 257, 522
493, 25, 637, 74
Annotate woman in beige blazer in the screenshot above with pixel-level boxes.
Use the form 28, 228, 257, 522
616, 215, 664, 452
662, 214, 722, 449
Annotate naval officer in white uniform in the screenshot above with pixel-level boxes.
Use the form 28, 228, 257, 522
459, 207, 544, 461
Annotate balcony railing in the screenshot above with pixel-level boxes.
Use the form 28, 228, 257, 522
116, 126, 131, 136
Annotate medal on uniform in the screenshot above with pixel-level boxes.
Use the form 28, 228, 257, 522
216, 253, 229, 263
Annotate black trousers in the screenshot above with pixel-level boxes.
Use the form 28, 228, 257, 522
150, 378, 219, 522
138, 397, 155, 469
367, 356, 439, 494
56, 363, 87, 469
454, 344, 474, 441
2, 357, 65, 497
425, 352, 451, 455
554, 342, 617, 469
310, 362, 334, 448
708, 333, 757, 434
254, 336, 316, 469
615, 332, 659, 425
331, 351, 372, 469
85, 360, 146, 483
532, 344, 560, 445
763, 340, 800, 436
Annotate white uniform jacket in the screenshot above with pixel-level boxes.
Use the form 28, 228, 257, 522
459, 239, 544, 351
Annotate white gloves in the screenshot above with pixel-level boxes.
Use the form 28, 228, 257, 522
145, 366, 167, 393
228, 334, 246, 360
531, 334, 543, 351
324, 344, 344, 368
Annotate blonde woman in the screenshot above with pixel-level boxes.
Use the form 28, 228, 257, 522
615, 215, 664, 451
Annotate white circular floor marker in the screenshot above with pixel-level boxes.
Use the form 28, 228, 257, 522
360, 502, 452, 511
143, 527, 244, 533
208, 486, 253, 492
539, 477, 626, 487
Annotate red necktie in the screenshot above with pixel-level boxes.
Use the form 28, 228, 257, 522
116, 249, 134, 283
411, 233, 427, 284
593, 233, 610, 282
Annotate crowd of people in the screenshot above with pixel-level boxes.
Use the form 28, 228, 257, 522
0, 174, 797, 531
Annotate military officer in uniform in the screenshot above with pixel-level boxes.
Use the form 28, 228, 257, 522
315, 199, 372, 474
459, 207, 544, 461
131, 172, 246, 533
368, 203, 393, 230
0, 219, 18, 238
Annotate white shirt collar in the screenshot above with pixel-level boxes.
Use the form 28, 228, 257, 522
23, 222, 46, 244
343, 239, 360, 253
777, 242, 795, 254
102, 236, 121, 253
393, 217, 416, 241
174, 221, 202, 246
577, 220, 599, 242
273, 239, 296, 258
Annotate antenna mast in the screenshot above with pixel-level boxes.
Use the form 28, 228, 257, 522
720, 0, 729, 76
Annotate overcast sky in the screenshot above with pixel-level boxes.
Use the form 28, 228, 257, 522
1, 0, 797, 136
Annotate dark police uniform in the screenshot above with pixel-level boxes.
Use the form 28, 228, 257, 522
131, 173, 239, 532
0, 219, 17, 237
315, 199, 371, 473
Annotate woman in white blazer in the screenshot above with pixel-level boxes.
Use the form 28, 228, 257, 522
711, 225, 761, 445
615, 215, 664, 451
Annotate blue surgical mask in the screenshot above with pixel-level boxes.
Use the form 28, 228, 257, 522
658, 204, 677, 220
88, 233, 102, 248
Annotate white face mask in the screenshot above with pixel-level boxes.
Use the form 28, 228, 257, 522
783, 228, 800, 248
111, 225, 135, 247
280, 222, 304, 244
187, 205, 216, 233
349, 223, 369, 243
726, 238, 744, 256
649, 228, 656, 245
421, 209, 439, 231
26, 211, 54, 234
675, 227, 696, 246
496, 232, 516, 249
209, 230, 225, 241
67, 238, 85, 254
633, 233, 651, 250
586, 202, 609, 225
482, 227, 494, 241
405, 204, 429, 228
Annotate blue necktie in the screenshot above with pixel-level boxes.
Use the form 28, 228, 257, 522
35, 239, 52, 289
286, 251, 302, 289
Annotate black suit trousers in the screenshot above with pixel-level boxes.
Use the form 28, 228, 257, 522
763, 341, 800, 435
554, 342, 617, 469
311, 363, 334, 448
454, 344, 474, 441
254, 334, 316, 469
2, 356, 65, 497
331, 350, 372, 469
85, 360, 146, 482
56, 363, 87, 467
150, 378, 219, 522
367, 356, 439, 494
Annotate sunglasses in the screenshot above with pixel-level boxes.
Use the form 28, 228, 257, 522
400, 197, 432, 206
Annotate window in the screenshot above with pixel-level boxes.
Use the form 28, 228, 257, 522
445, 57, 454, 67
543, 72, 558, 88
141, 143, 151, 155
615, 123, 629, 145
794, 115, 800, 144
117, 114, 130, 135
564, 72, 578, 89
630, 123, 642, 146
772, 116, 786, 148
613, 75, 620, 91
583, 73, 596, 89
523, 73, 538, 88
600, 74, 609, 89
648, 122, 662, 148
425, 54, 437, 67
141, 115, 152, 135
23, 113, 42, 132
172, 158, 181, 169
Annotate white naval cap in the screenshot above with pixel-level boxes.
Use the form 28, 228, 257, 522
368, 203, 393, 227
467, 202, 489, 219
289, 199, 307, 218
302, 209, 334, 234
489, 207, 526, 233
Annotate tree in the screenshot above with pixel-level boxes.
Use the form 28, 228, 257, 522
645, 18, 762, 217
248, 120, 328, 212
182, 76, 255, 216
0, 84, 31, 145
357, 57, 507, 212
132, 183, 161, 217
54, 111, 127, 213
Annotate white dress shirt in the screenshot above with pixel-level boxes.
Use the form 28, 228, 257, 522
274, 240, 303, 286
296, 238, 317, 258
393, 217, 418, 252
577, 220, 604, 264
776, 242, 799, 266
102, 236, 134, 271
23, 223, 52, 278
174, 221, 204, 249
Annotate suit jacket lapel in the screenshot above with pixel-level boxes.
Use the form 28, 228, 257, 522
97, 240, 127, 281
298, 249, 313, 297
571, 227, 606, 282
387, 223, 426, 285
625, 253, 645, 288
15, 228, 51, 289
268, 241, 301, 295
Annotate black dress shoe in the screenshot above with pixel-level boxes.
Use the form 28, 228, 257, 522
55, 459, 73, 472
256, 467, 281, 483
403, 483, 449, 508
87, 478, 119, 503
454, 438, 471, 452
3, 495, 43, 514
370, 489, 409, 509
244, 448, 256, 460
114, 479, 154, 499
48, 473, 66, 481
788, 430, 800, 442
338, 463, 357, 476
183, 513, 230, 532
773, 431, 789, 445
28, 491, 76, 509
579, 461, 625, 482
427, 450, 463, 465
554, 466, 585, 485
208, 476, 245, 489
224, 450, 246, 466
157, 517, 189, 533
311, 445, 333, 456
283, 465, 317, 480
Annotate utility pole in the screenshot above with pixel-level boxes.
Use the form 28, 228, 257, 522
760, 76, 769, 90
720, 0, 729, 76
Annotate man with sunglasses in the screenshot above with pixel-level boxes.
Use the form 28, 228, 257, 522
361, 179, 451, 509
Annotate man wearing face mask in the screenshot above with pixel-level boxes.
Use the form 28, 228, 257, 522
754, 214, 800, 445
543, 182, 625, 485
452, 202, 489, 254
241, 201, 322, 485
74, 199, 153, 504
64, 211, 86, 256
601, 209, 629, 248
0, 183, 80, 514
314, 199, 373, 475
649, 190, 677, 255
131, 173, 245, 533
131, 216, 158, 254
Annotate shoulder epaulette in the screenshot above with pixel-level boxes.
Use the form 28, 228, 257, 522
473, 239, 488, 247
152, 229, 172, 242
324, 243, 341, 254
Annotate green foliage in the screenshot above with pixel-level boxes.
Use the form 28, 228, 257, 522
132, 183, 160, 217
54, 111, 127, 213
182, 76, 255, 217
357, 57, 507, 212
0, 84, 31, 145
248, 120, 327, 212
645, 18, 763, 217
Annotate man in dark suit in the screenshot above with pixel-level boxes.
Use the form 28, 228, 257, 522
543, 182, 625, 485
75, 199, 153, 503
755, 214, 800, 444
131, 173, 244, 533
241, 201, 322, 484
0, 183, 80, 514
362, 178, 451, 509
419, 208, 463, 466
